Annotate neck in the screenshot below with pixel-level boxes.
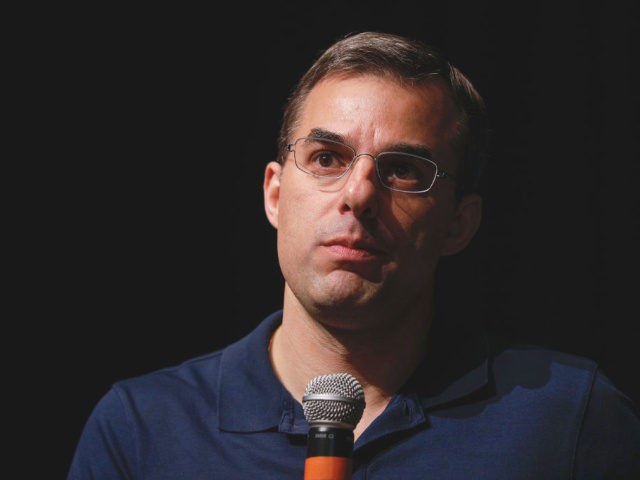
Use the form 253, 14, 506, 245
269, 293, 433, 440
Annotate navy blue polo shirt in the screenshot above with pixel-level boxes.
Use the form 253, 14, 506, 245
68, 310, 640, 479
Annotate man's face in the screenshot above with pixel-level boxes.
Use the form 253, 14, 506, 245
264, 74, 478, 328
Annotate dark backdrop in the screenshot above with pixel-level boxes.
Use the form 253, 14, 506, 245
53, 2, 638, 477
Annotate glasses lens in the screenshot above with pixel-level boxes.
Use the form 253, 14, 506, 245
377, 153, 437, 192
293, 138, 355, 177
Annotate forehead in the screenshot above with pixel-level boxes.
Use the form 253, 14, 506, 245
295, 74, 461, 155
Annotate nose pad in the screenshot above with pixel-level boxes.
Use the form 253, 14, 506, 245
349, 153, 378, 180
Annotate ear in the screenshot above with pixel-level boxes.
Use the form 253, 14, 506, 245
440, 193, 482, 256
263, 161, 282, 229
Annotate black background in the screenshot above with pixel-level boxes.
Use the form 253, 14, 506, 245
36, 2, 637, 477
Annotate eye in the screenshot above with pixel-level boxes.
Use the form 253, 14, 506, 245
296, 138, 354, 176
378, 153, 435, 191
387, 159, 418, 179
310, 149, 343, 168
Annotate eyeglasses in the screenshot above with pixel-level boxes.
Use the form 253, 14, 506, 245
285, 137, 456, 194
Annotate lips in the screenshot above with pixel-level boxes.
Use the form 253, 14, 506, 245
322, 237, 386, 261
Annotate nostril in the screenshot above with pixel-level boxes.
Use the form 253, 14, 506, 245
339, 167, 380, 218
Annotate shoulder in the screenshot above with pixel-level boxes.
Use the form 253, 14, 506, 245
491, 341, 600, 389
105, 310, 283, 415
112, 349, 225, 408
109, 310, 283, 406
488, 340, 632, 406
489, 339, 639, 430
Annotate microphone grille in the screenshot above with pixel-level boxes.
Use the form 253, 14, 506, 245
302, 372, 365, 429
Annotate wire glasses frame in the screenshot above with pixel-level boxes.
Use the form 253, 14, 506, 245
285, 136, 457, 194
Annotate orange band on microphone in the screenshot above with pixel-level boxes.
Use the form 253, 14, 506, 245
304, 456, 351, 480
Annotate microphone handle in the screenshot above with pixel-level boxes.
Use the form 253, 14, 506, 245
304, 425, 354, 480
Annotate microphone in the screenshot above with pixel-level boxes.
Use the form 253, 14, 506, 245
302, 373, 365, 480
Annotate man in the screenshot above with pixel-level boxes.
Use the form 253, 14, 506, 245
68, 31, 640, 478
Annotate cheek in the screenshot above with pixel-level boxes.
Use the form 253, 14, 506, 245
277, 174, 310, 231
391, 196, 453, 253
275, 174, 319, 254
275, 181, 323, 289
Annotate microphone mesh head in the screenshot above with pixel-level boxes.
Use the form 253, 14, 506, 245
302, 372, 365, 429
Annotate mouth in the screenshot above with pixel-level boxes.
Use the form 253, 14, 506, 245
322, 238, 387, 261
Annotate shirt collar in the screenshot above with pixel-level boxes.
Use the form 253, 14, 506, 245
408, 325, 490, 409
218, 310, 287, 432
217, 311, 490, 433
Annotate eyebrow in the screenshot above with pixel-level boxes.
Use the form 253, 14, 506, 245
307, 128, 345, 143
306, 128, 433, 159
383, 143, 433, 160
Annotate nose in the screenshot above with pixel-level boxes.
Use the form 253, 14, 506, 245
338, 154, 380, 218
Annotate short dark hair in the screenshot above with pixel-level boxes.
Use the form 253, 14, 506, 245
278, 31, 489, 197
